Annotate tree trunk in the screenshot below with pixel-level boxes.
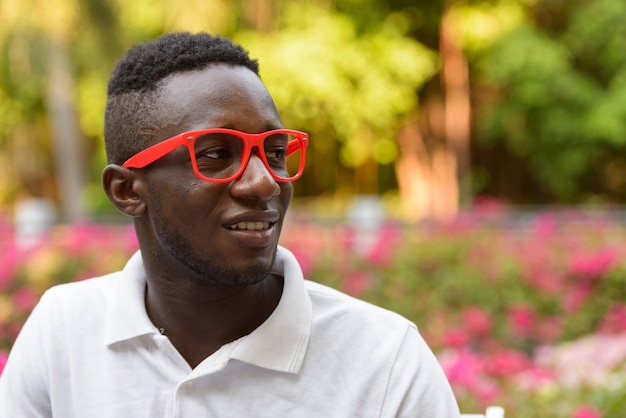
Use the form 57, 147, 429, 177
46, 38, 86, 221
440, 6, 472, 206
395, 5, 471, 221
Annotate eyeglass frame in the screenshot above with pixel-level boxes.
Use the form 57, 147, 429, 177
122, 128, 309, 183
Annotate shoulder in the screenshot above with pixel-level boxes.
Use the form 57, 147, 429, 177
40, 271, 125, 311
39, 251, 144, 317
301, 283, 459, 416
305, 280, 413, 327
304, 280, 417, 350
20, 273, 124, 341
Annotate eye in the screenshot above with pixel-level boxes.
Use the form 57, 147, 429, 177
264, 133, 289, 165
265, 147, 287, 162
200, 147, 233, 160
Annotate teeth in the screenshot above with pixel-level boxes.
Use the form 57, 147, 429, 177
228, 221, 271, 231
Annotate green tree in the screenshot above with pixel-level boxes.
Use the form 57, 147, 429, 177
235, 2, 438, 198
1, 0, 440, 218
0, 0, 125, 218
472, 0, 626, 203
4, 0, 623, 218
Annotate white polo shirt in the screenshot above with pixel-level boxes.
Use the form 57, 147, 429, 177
0, 246, 459, 417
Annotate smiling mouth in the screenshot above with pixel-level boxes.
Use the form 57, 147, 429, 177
226, 221, 273, 231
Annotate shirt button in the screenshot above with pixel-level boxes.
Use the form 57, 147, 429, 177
182, 381, 195, 394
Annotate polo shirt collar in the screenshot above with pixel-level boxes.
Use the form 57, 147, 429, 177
103, 246, 312, 374
103, 251, 155, 345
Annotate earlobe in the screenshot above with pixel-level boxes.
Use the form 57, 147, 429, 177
102, 164, 147, 217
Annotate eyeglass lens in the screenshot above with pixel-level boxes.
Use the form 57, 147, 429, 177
193, 132, 303, 180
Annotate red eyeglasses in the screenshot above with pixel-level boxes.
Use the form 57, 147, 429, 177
122, 128, 309, 182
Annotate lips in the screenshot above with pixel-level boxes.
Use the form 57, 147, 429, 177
222, 211, 280, 237
223, 216, 278, 249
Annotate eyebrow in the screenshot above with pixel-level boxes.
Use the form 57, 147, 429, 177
219, 123, 284, 132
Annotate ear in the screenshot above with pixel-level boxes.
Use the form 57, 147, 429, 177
102, 164, 147, 217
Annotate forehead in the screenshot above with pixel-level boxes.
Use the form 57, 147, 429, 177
155, 64, 281, 134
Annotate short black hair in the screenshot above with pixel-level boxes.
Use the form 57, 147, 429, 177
104, 32, 260, 165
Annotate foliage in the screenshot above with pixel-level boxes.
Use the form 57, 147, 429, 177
472, 0, 626, 202
0, 0, 438, 212
2, 205, 626, 416
236, 3, 438, 195
2, 0, 626, 212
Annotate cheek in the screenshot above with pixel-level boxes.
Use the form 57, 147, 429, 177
280, 183, 293, 209
146, 173, 209, 217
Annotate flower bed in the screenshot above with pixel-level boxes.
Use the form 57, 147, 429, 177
281, 206, 626, 417
1, 206, 625, 416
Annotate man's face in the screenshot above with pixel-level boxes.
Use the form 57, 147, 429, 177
137, 64, 293, 287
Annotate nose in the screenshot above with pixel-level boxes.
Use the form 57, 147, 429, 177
230, 150, 280, 201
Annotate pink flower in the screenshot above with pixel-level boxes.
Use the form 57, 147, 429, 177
0, 350, 8, 376
514, 366, 555, 391
366, 225, 400, 267
440, 350, 483, 387
517, 242, 565, 293
573, 405, 602, 418
597, 304, 626, 334
568, 249, 616, 280
507, 304, 536, 338
57, 222, 104, 254
11, 286, 39, 312
539, 333, 626, 388
443, 329, 471, 348
484, 348, 531, 377
336, 225, 357, 252
124, 224, 139, 252
343, 271, 373, 297
289, 245, 314, 277
563, 283, 593, 313
463, 306, 492, 337
533, 212, 559, 240
439, 349, 501, 406
536, 316, 563, 342
0, 246, 20, 291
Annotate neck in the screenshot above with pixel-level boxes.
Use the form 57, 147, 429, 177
145, 273, 283, 368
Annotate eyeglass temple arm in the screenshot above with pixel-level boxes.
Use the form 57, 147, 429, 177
122, 136, 187, 168
286, 136, 308, 156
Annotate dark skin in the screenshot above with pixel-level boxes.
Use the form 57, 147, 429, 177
102, 65, 292, 368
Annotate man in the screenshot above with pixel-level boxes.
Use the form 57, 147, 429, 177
0, 32, 459, 417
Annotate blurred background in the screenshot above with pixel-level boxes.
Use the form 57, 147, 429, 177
1, 0, 626, 416
2, 0, 626, 222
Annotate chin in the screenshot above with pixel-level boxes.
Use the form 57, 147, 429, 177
187, 249, 277, 288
